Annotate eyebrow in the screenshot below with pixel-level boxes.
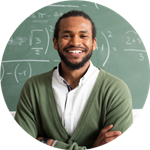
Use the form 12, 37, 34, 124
62, 30, 89, 34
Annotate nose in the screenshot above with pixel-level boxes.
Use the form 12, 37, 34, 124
69, 35, 81, 46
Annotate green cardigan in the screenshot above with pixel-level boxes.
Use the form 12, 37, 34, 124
15, 68, 133, 149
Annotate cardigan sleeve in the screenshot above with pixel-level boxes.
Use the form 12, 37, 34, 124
15, 80, 38, 138
103, 78, 133, 133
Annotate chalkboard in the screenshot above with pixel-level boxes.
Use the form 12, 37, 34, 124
1, 1, 150, 111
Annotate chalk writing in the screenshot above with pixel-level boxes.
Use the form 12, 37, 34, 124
101, 32, 110, 67
18, 38, 23, 45
0, 62, 40, 83
107, 31, 113, 37
18, 70, 26, 76
8, 37, 13, 44
45, 28, 49, 54
29, 28, 50, 55
48, 4, 79, 7
126, 37, 142, 45
139, 53, 144, 61
124, 49, 146, 61
49, 26, 54, 32
30, 11, 63, 22
125, 30, 143, 45
2, 60, 50, 63
0, 64, 4, 82
35, 38, 41, 44
95, 3, 99, 9
37, 12, 46, 18
3, 27, 147, 85
8, 36, 27, 46
0, 59, 55, 83
113, 47, 117, 51
32, 20, 48, 23
125, 30, 137, 34
124, 49, 146, 52
29, 29, 43, 46
13, 63, 32, 83
101, 44, 104, 51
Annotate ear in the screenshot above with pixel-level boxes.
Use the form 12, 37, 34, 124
92, 37, 97, 51
53, 37, 58, 50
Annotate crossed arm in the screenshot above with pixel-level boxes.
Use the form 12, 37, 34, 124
36, 137, 55, 146
36, 124, 121, 148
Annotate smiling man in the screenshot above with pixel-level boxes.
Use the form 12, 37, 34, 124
53, 15, 97, 89
15, 10, 133, 149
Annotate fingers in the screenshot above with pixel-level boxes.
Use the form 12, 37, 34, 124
99, 125, 121, 137
92, 125, 122, 148
106, 131, 121, 137
99, 125, 121, 141
36, 137, 44, 140
101, 135, 120, 145
99, 124, 113, 137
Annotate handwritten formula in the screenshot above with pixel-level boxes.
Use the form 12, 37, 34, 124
0, 3, 146, 83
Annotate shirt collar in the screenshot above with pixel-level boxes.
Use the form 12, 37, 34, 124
56, 61, 96, 86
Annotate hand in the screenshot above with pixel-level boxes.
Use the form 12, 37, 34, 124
47, 139, 55, 146
36, 137, 44, 141
36, 137, 55, 146
92, 125, 121, 148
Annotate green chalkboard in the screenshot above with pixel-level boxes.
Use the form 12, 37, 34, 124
1, 1, 150, 111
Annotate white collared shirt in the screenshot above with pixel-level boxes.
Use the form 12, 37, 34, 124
52, 62, 100, 136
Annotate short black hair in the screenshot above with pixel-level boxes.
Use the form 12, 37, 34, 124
53, 10, 96, 41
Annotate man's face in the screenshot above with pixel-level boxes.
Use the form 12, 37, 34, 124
53, 16, 97, 70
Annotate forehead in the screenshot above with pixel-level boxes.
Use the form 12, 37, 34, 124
59, 16, 92, 33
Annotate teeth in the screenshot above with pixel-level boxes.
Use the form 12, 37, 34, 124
68, 50, 82, 53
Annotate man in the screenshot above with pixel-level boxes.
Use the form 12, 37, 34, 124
15, 10, 133, 149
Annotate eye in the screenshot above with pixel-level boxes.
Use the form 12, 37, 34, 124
64, 35, 69, 37
63, 35, 71, 38
82, 35, 87, 37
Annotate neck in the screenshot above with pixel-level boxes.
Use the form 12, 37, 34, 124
60, 60, 90, 89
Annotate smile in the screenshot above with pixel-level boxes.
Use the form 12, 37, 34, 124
67, 50, 84, 57
68, 50, 83, 53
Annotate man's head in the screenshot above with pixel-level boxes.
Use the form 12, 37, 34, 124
53, 10, 97, 70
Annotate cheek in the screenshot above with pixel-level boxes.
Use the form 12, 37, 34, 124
83, 40, 93, 49
58, 39, 69, 48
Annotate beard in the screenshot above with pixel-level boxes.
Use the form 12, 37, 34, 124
57, 45, 93, 70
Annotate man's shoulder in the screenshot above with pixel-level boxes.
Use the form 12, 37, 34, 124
98, 68, 127, 86
96, 68, 131, 96
102, 69, 131, 98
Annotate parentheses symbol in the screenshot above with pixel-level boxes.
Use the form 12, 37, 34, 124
28, 63, 32, 78
101, 32, 110, 67
15, 63, 20, 83
45, 28, 49, 54
0, 64, 4, 82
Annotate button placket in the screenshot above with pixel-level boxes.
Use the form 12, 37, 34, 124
64, 92, 73, 135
